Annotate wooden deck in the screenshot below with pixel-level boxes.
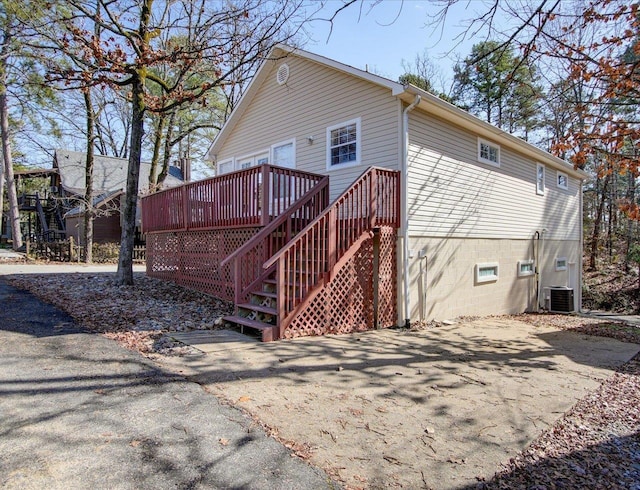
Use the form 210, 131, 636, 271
141, 165, 400, 341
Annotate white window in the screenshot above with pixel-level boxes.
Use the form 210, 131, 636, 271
518, 260, 535, 277
536, 164, 545, 195
271, 139, 295, 169
555, 257, 567, 271
326, 118, 361, 170
271, 139, 296, 198
557, 171, 568, 190
218, 159, 234, 175
477, 138, 500, 167
476, 262, 499, 283
237, 151, 269, 170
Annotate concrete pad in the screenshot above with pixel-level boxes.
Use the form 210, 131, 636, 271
156, 318, 640, 489
170, 330, 258, 353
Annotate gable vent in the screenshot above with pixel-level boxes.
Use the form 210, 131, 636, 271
276, 63, 289, 85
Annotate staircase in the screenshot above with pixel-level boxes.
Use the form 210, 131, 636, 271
18, 193, 66, 242
223, 166, 400, 341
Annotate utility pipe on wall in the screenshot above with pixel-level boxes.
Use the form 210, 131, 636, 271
401, 95, 421, 327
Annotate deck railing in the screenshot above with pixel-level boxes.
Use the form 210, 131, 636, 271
221, 176, 330, 304
263, 167, 400, 335
141, 165, 327, 233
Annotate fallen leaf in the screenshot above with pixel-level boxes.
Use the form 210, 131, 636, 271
219, 438, 229, 446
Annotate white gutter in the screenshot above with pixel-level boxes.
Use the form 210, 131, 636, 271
401, 95, 421, 327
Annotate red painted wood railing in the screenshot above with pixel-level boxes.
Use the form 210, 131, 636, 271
220, 176, 330, 304
141, 165, 327, 233
263, 167, 400, 336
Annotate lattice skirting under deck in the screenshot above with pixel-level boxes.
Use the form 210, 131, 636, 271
283, 226, 397, 339
146, 228, 259, 301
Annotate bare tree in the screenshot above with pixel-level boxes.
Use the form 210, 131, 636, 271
41, 0, 311, 284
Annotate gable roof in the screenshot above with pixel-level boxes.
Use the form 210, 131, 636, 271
208, 44, 586, 180
53, 149, 184, 196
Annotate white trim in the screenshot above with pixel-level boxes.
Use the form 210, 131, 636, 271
326, 117, 361, 171
557, 171, 569, 190
270, 138, 296, 168
477, 138, 500, 167
536, 163, 545, 195
518, 259, 535, 277
218, 158, 234, 175
236, 149, 270, 170
476, 262, 499, 283
555, 257, 568, 271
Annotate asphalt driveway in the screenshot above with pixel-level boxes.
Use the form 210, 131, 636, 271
0, 279, 335, 490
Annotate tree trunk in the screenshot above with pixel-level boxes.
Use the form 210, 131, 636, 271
115, 75, 145, 285
83, 89, 95, 263
589, 172, 610, 271
157, 110, 176, 188
624, 174, 636, 272
148, 113, 166, 192
0, 50, 21, 250
115, 0, 152, 286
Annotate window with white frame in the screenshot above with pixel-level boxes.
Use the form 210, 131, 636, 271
271, 139, 295, 169
476, 262, 499, 283
326, 118, 361, 170
536, 163, 545, 195
518, 260, 535, 277
218, 159, 234, 175
271, 139, 296, 196
477, 138, 500, 167
237, 151, 269, 170
555, 257, 568, 271
557, 171, 568, 190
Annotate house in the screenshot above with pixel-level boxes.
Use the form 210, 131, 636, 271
54, 149, 187, 244
141, 44, 586, 341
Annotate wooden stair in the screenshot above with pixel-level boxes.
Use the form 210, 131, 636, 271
223, 257, 317, 342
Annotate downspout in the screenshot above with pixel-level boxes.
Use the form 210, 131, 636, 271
539, 228, 547, 310
578, 180, 584, 312
401, 95, 421, 328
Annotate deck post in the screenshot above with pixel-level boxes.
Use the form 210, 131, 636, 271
181, 185, 188, 230
276, 257, 285, 339
327, 209, 337, 277
370, 169, 378, 229
261, 164, 270, 227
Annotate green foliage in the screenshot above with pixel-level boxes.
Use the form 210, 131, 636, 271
452, 40, 542, 138
399, 73, 432, 92
629, 244, 640, 266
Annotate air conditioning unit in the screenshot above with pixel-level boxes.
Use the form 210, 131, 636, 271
549, 286, 574, 313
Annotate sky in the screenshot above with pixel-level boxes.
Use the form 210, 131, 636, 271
303, 0, 492, 90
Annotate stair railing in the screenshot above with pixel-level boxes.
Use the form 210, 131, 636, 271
263, 167, 400, 336
220, 176, 329, 304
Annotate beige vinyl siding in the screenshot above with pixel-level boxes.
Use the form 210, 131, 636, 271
215, 56, 401, 201
407, 111, 580, 241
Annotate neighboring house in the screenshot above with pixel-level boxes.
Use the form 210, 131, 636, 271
54, 149, 187, 244
142, 44, 586, 341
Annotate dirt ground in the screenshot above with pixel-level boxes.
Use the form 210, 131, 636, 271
157, 319, 639, 489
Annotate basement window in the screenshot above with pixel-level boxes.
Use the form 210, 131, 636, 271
476, 262, 499, 283
518, 260, 535, 277
477, 138, 500, 167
